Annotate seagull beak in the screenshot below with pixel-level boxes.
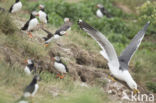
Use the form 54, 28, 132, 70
133, 89, 140, 94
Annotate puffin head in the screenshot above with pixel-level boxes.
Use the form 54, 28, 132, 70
25, 59, 34, 65
39, 4, 45, 10
34, 75, 41, 81
96, 4, 104, 9
32, 11, 39, 17
64, 17, 70, 22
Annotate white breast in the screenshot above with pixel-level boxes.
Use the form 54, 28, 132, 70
96, 9, 103, 18
54, 62, 67, 73
28, 18, 39, 31
39, 11, 47, 24
32, 84, 39, 96
12, 2, 22, 13
23, 92, 31, 98
24, 66, 31, 75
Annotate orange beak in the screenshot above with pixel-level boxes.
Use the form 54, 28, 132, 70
24, 60, 28, 64
51, 57, 55, 62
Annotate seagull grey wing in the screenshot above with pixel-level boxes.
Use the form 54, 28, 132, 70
78, 20, 119, 67
119, 21, 150, 66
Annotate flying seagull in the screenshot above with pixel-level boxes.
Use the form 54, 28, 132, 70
78, 19, 150, 93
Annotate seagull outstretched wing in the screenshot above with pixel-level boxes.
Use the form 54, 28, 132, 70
78, 20, 119, 68
119, 22, 150, 65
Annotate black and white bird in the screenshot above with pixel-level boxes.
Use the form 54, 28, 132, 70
96, 4, 112, 18
24, 59, 36, 75
54, 17, 72, 36
52, 56, 69, 79
42, 18, 72, 46
23, 75, 40, 98
38, 4, 48, 27
78, 19, 150, 93
21, 11, 39, 38
9, 0, 22, 13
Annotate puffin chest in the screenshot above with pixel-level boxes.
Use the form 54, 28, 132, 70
96, 9, 103, 18
54, 62, 66, 73
28, 18, 38, 31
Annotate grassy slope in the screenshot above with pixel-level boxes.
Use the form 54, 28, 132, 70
0, 0, 156, 103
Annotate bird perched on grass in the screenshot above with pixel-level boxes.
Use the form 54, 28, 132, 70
51, 55, 69, 79
21, 11, 39, 38
38, 4, 48, 28
96, 4, 112, 18
23, 75, 40, 101
24, 59, 36, 75
78, 19, 150, 94
9, 0, 22, 13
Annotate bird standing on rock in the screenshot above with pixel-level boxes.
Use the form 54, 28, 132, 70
9, 0, 22, 13
78, 19, 150, 94
21, 11, 39, 38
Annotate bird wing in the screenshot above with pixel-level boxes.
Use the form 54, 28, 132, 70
78, 20, 119, 68
100, 8, 112, 18
21, 20, 30, 30
119, 21, 150, 65
42, 28, 53, 38
9, 4, 13, 13
55, 22, 72, 35
24, 83, 34, 94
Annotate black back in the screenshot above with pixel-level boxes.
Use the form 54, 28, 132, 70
100, 7, 112, 18
24, 75, 38, 93
42, 28, 53, 41
9, 0, 20, 13
21, 13, 35, 30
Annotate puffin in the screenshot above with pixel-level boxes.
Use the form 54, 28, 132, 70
96, 4, 112, 18
38, 4, 48, 27
78, 19, 150, 93
51, 56, 69, 79
42, 28, 62, 47
54, 17, 72, 36
9, 0, 22, 13
23, 75, 40, 98
24, 59, 36, 75
21, 11, 39, 38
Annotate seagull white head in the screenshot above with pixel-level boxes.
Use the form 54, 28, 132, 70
127, 78, 139, 93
